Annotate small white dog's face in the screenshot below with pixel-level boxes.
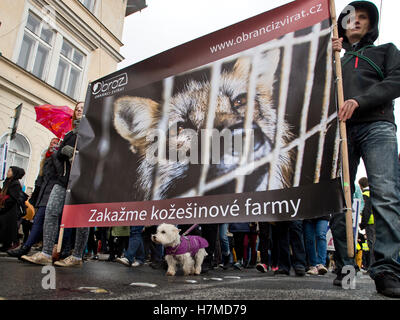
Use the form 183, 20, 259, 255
151, 223, 181, 246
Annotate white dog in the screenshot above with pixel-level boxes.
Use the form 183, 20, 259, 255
151, 224, 208, 276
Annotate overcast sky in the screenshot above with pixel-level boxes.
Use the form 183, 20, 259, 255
119, 0, 399, 181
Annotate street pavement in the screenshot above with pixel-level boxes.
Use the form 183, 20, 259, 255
0, 252, 396, 302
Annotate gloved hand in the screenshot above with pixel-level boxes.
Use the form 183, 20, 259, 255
61, 145, 74, 159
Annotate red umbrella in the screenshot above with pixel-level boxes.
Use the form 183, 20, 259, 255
34, 104, 74, 139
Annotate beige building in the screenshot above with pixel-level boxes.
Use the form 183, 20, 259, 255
0, 0, 146, 193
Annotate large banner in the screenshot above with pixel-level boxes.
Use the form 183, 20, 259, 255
62, 0, 344, 227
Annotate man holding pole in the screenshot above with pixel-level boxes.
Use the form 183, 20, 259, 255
332, 0, 400, 298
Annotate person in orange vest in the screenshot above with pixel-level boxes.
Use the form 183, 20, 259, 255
358, 177, 375, 269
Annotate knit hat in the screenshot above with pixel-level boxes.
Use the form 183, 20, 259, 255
10, 166, 25, 180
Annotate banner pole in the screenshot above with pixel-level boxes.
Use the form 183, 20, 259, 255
329, 0, 354, 258
56, 227, 64, 254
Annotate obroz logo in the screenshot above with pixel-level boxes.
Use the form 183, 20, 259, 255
92, 73, 128, 98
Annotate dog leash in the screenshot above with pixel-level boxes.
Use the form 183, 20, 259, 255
182, 224, 198, 236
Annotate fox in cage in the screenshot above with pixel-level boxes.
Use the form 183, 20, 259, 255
113, 48, 293, 200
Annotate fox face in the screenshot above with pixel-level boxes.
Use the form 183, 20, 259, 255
113, 49, 292, 200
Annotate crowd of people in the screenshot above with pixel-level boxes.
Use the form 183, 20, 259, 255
0, 1, 399, 299
0, 152, 378, 280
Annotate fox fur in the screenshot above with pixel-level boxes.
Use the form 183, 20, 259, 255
113, 48, 292, 200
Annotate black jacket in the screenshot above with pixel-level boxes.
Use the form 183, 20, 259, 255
53, 130, 78, 188
338, 1, 400, 125
0, 179, 23, 245
0, 179, 23, 215
359, 188, 373, 229
29, 156, 60, 208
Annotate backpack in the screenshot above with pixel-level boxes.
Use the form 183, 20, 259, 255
15, 190, 29, 219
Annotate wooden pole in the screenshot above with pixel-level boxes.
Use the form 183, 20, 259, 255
329, 0, 354, 258
56, 226, 64, 254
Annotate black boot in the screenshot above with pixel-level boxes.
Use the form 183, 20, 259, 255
374, 272, 400, 298
201, 256, 213, 274
7, 245, 30, 258
222, 254, 231, 270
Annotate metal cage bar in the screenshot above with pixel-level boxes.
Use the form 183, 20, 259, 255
151, 76, 174, 200
293, 23, 322, 187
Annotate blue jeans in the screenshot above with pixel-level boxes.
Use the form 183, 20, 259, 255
219, 224, 230, 257
334, 121, 400, 279
125, 226, 145, 264
24, 206, 46, 248
303, 219, 329, 266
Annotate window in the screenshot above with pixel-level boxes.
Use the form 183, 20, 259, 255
16, 9, 86, 99
54, 40, 84, 99
17, 12, 54, 81
0, 133, 30, 187
79, 0, 96, 13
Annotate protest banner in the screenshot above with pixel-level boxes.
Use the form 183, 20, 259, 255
61, 0, 346, 228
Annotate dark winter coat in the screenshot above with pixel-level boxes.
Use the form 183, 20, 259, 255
29, 156, 60, 208
0, 179, 23, 246
338, 1, 400, 125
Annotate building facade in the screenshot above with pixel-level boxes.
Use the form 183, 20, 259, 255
0, 0, 145, 193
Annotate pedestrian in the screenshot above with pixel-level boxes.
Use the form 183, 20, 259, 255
256, 222, 271, 273
116, 226, 145, 267
96, 227, 109, 254
200, 223, 219, 273
218, 223, 232, 269
244, 222, 258, 269
229, 222, 251, 270
20, 198, 35, 244
85, 227, 99, 260
143, 225, 165, 269
0, 166, 26, 251
355, 232, 363, 270
361, 233, 370, 271
274, 220, 307, 276
353, 183, 364, 213
21, 102, 90, 267
7, 138, 60, 258
304, 215, 329, 275
358, 176, 375, 269
256, 222, 279, 272
107, 226, 129, 262
332, 1, 400, 297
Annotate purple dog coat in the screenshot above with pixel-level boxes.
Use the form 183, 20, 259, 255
165, 235, 208, 257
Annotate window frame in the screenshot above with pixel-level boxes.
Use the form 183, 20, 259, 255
13, 4, 89, 100
0, 133, 31, 187
16, 11, 55, 82
54, 39, 85, 99
79, 0, 97, 14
